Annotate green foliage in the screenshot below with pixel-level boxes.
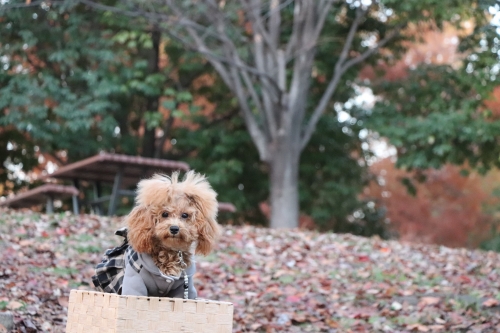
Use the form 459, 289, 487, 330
143, 111, 164, 130
1, 0, 499, 237
366, 62, 500, 173
481, 235, 500, 252
0, 128, 38, 194
0, 2, 131, 163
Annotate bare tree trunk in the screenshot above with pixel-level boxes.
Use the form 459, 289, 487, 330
269, 133, 300, 228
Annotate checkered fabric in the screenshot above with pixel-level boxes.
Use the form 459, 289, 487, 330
91, 241, 129, 294
126, 246, 142, 274
91, 228, 141, 295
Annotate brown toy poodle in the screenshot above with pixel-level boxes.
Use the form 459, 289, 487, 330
121, 171, 219, 299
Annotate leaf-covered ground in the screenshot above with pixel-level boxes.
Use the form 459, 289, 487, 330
1, 209, 500, 332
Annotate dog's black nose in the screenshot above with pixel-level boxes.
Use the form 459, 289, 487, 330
170, 226, 180, 235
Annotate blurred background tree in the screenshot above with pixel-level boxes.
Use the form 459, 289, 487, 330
1, 1, 500, 245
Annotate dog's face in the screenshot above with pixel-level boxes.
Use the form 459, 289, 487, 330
126, 171, 220, 255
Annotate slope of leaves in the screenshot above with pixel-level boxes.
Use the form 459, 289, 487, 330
1, 209, 500, 332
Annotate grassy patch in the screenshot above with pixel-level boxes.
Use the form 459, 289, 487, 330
278, 275, 295, 284
75, 245, 102, 253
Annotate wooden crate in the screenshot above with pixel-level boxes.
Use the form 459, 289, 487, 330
66, 290, 233, 333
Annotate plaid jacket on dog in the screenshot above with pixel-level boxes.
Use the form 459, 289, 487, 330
91, 228, 137, 294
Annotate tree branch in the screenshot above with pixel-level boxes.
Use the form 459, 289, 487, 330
287, 1, 319, 128
165, 0, 270, 160
253, 33, 278, 139
229, 66, 270, 161
242, 0, 271, 46
298, 8, 367, 148
284, 1, 302, 60
310, 0, 338, 47
341, 26, 402, 70
300, 21, 405, 151
337, 8, 367, 73
268, 0, 281, 50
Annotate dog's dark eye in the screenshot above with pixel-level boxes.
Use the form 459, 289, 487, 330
181, 213, 189, 219
161, 212, 169, 218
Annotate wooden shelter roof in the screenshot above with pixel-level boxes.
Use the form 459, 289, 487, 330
0, 184, 79, 208
44, 153, 190, 187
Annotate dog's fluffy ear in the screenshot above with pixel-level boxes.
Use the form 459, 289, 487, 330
195, 211, 220, 255
126, 205, 155, 254
183, 171, 220, 255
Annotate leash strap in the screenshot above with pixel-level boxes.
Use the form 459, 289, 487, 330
178, 251, 189, 300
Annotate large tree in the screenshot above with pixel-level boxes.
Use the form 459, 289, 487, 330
2, 0, 499, 232
65, 0, 499, 228
0, 0, 378, 230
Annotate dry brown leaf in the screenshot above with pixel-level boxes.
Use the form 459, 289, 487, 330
407, 323, 430, 332
325, 318, 339, 328
428, 325, 445, 331
58, 296, 69, 307
292, 313, 307, 323
7, 300, 23, 310
418, 297, 441, 307
483, 298, 500, 308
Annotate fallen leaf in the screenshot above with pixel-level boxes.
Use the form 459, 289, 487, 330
418, 297, 440, 307
7, 301, 23, 310
250, 323, 262, 330
428, 324, 445, 331
56, 278, 69, 288
285, 295, 301, 303
58, 296, 69, 307
292, 313, 307, 323
457, 275, 471, 283
19, 239, 33, 247
407, 323, 430, 332
357, 255, 370, 262
325, 318, 339, 328
483, 298, 499, 308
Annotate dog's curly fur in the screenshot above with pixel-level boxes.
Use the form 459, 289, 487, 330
125, 171, 219, 276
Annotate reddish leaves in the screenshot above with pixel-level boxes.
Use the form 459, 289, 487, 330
366, 158, 498, 248
1, 209, 500, 332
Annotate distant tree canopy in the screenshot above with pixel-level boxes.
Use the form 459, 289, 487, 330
367, 157, 498, 248
0, 1, 499, 235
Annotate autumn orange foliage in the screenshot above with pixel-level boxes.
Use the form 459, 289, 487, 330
360, 22, 463, 82
365, 158, 499, 248
484, 86, 500, 120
